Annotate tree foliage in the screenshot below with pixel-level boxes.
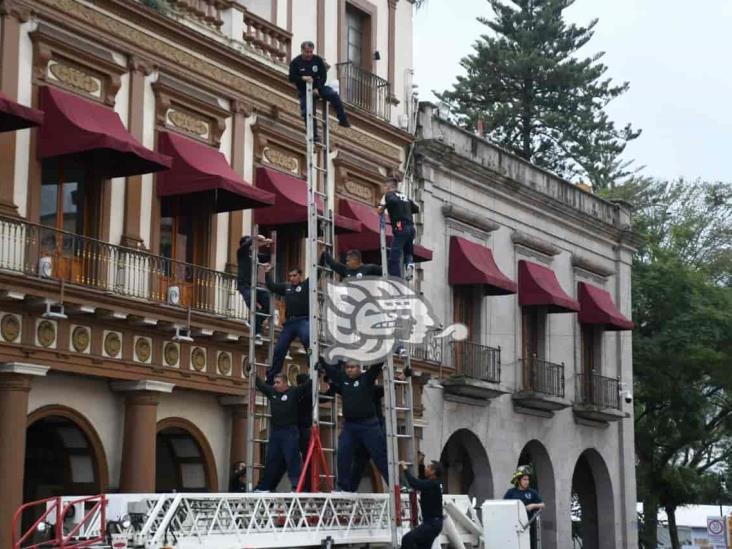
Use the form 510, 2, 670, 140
604, 179, 732, 549
437, 0, 640, 188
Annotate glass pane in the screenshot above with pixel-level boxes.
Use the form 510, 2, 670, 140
40, 185, 58, 229
180, 463, 206, 489
56, 426, 89, 449
178, 215, 194, 265
160, 217, 174, 260
69, 455, 95, 483
169, 436, 200, 458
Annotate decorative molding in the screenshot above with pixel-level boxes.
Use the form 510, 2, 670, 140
36, 319, 57, 348
252, 116, 306, 177
163, 341, 180, 367
0, 0, 31, 22
128, 54, 154, 76
134, 335, 152, 364
48, 61, 102, 96
571, 253, 615, 278
0, 313, 21, 343
70, 325, 91, 354
441, 204, 500, 233
191, 346, 207, 372
333, 149, 388, 206
0, 362, 50, 376
167, 109, 210, 139
103, 330, 122, 358
262, 146, 299, 174
511, 230, 561, 257
110, 379, 175, 393
217, 351, 232, 376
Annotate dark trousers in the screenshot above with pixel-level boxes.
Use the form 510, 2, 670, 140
298, 86, 349, 129
239, 288, 270, 335
388, 222, 416, 277
337, 418, 388, 491
349, 418, 386, 491
267, 317, 309, 384
257, 425, 301, 491
401, 517, 443, 549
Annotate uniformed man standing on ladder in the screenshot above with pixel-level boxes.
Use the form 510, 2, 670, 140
237, 234, 271, 343
378, 177, 419, 279
264, 265, 310, 384
321, 249, 381, 279
399, 459, 444, 549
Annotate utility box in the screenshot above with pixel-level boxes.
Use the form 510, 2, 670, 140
481, 499, 531, 549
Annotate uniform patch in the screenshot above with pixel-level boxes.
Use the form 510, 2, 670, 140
281, 394, 288, 401
354, 380, 360, 387
295, 286, 302, 293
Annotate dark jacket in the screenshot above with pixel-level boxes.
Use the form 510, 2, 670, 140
289, 54, 328, 93
404, 470, 443, 520
321, 361, 383, 421
255, 377, 311, 428
265, 274, 310, 319
228, 471, 247, 492
381, 191, 419, 224
236, 237, 271, 289
504, 487, 543, 519
297, 381, 338, 428
322, 251, 382, 278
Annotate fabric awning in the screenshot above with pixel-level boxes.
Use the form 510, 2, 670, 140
448, 236, 517, 295
253, 166, 361, 234
336, 198, 433, 262
518, 260, 579, 313
37, 86, 171, 177
0, 91, 43, 132
578, 282, 633, 330
156, 131, 274, 214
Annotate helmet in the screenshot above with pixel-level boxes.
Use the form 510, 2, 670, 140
511, 466, 532, 486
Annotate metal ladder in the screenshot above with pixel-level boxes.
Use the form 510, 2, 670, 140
299, 79, 338, 491
245, 229, 277, 491
379, 214, 418, 547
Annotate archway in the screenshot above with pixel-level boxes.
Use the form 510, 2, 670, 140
571, 449, 615, 549
439, 428, 493, 504
23, 406, 108, 531
156, 418, 218, 492
517, 440, 557, 549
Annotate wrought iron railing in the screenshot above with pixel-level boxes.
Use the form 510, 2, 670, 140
336, 62, 391, 122
520, 357, 565, 398
575, 372, 620, 409
409, 329, 444, 364
0, 215, 247, 320
450, 341, 501, 383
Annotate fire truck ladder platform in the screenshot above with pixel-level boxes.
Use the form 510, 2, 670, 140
14, 492, 498, 549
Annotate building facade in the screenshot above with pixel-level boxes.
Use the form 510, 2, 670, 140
0, 0, 418, 543
411, 102, 638, 549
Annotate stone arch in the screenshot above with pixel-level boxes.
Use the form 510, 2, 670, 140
439, 428, 493, 503
156, 417, 218, 492
571, 448, 615, 549
517, 439, 557, 549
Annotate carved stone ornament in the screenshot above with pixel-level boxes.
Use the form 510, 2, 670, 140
241, 355, 249, 378
167, 109, 210, 138
48, 61, 101, 96
37, 320, 56, 348
191, 347, 207, 372
217, 352, 232, 376
104, 331, 122, 357
71, 326, 90, 353
0, 314, 21, 343
344, 180, 374, 203
262, 146, 299, 174
135, 337, 152, 363
163, 341, 180, 367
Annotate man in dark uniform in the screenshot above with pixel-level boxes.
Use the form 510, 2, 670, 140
265, 265, 310, 384
348, 384, 384, 491
400, 459, 444, 549
504, 467, 545, 549
319, 359, 388, 491
321, 249, 381, 279
254, 373, 310, 491
377, 178, 419, 279
237, 234, 271, 342
228, 461, 247, 492
289, 40, 350, 133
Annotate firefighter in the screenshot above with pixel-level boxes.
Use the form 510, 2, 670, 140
399, 460, 444, 549
320, 249, 382, 279
236, 234, 272, 342
504, 467, 545, 549
377, 177, 419, 279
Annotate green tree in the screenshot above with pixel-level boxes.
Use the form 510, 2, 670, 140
605, 179, 732, 549
437, 0, 640, 188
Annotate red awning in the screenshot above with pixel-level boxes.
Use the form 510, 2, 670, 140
336, 198, 433, 262
0, 91, 43, 132
37, 86, 171, 177
157, 131, 274, 214
578, 282, 633, 330
253, 166, 361, 234
518, 260, 579, 313
448, 236, 516, 295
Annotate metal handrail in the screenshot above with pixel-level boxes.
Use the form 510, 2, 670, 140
575, 372, 620, 409
450, 341, 501, 383
335, 62, 391, 122
520, 357, 565, 398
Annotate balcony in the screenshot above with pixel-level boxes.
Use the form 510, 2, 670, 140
409, 329, 444, 365
441, 341, 509, 405
573, 372, 626, 423
512, 357, 571, 414
336, 62, 392, 122
0, 215, 247, 321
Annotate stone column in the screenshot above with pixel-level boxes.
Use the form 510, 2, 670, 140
0, 363, 49, 549
220, 396, 248, 470
387, 0, 398, 92
0, 2, 31, 217
112, 381, 174, 493
226, 100, 249, 273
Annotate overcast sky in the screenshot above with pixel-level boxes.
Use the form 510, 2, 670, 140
414, 0, 732, 182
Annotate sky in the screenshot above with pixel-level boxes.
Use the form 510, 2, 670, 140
414, 0, 732, 182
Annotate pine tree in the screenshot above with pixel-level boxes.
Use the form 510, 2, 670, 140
437, 0, 640, 188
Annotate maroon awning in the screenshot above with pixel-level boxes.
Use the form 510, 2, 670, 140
578, 282, 633, 330
37, 86, 170, 177
157, 131, 274, 215
449, 236, 516, 295
336, 198, 433, 262
253, 166, 361, 234
518, 260, 579, 313
0, 91, 43, 132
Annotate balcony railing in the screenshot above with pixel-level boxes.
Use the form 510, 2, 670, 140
575, 372, 620, 410
0, 215, 247, 320
450, 341, 501, 383
409, 329, 444, 364
336, 62, 391, 122
520, 357, 565, 398
242, 9, 292, 65
165, 0, 226, 30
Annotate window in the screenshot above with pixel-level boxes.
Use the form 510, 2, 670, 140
580, 324, 597, 376
159, 210, 208, 267
272, 226, 305, 281
452, 286, 482, 371
40, 158, 99, 237
521, 307, 545, 360
346, 5, 367, 68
